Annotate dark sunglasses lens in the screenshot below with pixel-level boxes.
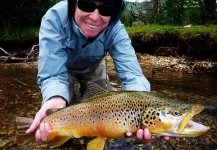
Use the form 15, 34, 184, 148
98, 5, 115, 16
78, 0, 116, 16
78, 0, 95, 12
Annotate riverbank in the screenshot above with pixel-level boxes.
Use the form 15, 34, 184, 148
0, 25, 217, 63
0, 58, 216, 149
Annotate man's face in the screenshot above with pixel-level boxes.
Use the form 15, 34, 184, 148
74, 0, 112, 38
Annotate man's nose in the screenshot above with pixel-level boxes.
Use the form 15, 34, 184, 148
89, 9, 100, 21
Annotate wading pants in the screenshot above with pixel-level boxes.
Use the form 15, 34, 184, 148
68, 58, 113, 105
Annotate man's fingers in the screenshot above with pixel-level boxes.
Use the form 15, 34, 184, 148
162, 136, 169, 140
125, 131, 133, 137
35, 129, 41, 142
136, 129, 144, 141
44, 122, 51, 138
26, 117, 41, 134
39, 122, 48, 142
144, 128, 152, 142
26, 109, 47, 134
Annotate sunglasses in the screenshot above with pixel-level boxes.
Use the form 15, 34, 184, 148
77, 0, 116, 16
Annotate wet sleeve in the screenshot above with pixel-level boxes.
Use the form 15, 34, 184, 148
37, 9, 70, 104
109, 22, 151, 92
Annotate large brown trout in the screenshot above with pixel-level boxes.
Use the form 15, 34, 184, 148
16, 83, 209, 150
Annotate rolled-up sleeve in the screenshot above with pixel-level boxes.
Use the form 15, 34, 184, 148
37, 6, 70, 104
109, 22, 150, 92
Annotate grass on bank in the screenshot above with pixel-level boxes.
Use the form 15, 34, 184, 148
126, 24, 217, 39
0, 25, 39, 41
1, 24, 217, 41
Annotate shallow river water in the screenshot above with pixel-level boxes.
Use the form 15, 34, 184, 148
0, 60, 216, 149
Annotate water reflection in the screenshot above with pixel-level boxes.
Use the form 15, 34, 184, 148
0, 62, 216, 149
110, 68, 217, 106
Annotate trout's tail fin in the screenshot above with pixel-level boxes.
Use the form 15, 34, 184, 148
16, 117, 35, 146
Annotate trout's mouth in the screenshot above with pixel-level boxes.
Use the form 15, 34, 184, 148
176, 105, 209, 136
175, 117, 210, 136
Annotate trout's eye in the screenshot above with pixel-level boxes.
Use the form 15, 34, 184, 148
169, 110, 181, 116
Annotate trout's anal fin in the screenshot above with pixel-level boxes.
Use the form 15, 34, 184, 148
47, 130, 71, 148
87, 136, 107, 150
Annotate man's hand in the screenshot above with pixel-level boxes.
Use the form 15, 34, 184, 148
126, 128, 169, 142
26, 97, 66, 142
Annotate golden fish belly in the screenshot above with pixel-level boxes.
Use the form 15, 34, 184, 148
49, 117, 138, 139
43, 96, 144, 139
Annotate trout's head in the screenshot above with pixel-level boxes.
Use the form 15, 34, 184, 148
141, 102, 210, 137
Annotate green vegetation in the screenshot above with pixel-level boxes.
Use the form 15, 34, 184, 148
0, 26, 39, 41
126, 25, 217, 39
1, 25, 217, 41
0, 0, 216, 40
123, 0, 217, 26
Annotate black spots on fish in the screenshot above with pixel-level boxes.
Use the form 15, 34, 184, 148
100, 104, 105, 110
156, 112, 160, 116
182, 106, 190, 112
126, 115, 130, 121
143, 120, 153, 127
114, 120, 123, 125
182, 107, 187, 111
136, 124, 140, 128
139, 103, 143, 108
130, 120, 135, 124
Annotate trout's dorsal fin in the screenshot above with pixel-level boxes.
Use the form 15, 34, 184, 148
87, 137, 107, 150
46, 108, 63, 115
82, 82, 108, 100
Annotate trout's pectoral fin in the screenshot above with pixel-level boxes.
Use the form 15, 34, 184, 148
87, 137, 107, 150
47, 131, 71, 148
